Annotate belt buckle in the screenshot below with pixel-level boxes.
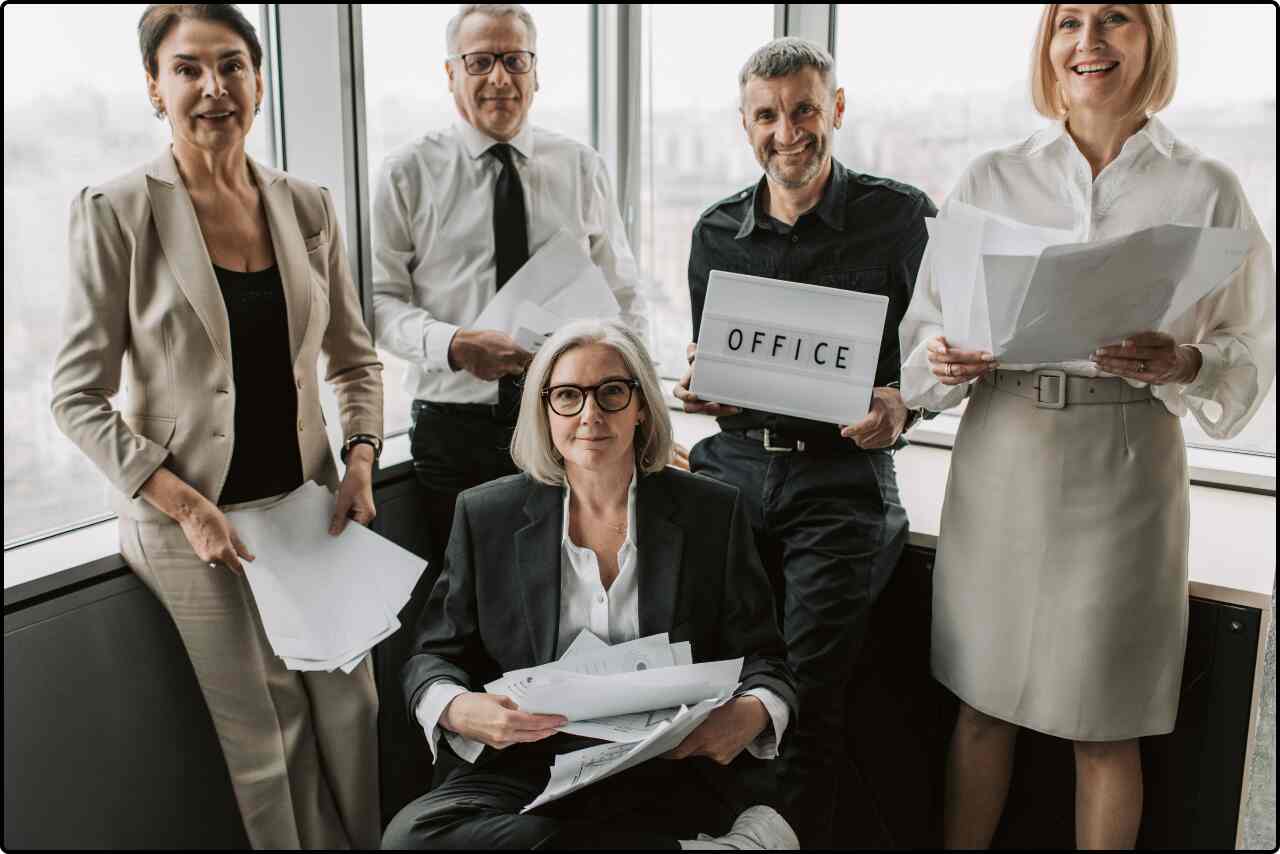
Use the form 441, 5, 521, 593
762, 428, 803, 453
1034, 370, 1068, 409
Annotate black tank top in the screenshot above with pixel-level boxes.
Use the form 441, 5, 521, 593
213, 264, 305, 505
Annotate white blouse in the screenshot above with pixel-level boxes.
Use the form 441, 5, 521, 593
899, 116, 1275, 440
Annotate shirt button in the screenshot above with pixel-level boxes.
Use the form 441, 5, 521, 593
597, 593, 606, 603
790, 234, 799, 244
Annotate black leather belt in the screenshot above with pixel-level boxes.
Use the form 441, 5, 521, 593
729, 427, 857, 454
416, 400, 518, 424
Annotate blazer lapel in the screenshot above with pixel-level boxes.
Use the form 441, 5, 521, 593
514, 482, 564, 664
252, 159, 311, 364
145, 150, 232, 369
636, 473, 685, 638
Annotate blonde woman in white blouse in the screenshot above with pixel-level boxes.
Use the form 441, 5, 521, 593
899, 5, 1275, 849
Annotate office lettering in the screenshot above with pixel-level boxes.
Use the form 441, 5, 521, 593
728, 328, 743, 351
814, 342, 829, 365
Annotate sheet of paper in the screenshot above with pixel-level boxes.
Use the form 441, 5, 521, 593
996, 224, 1250, 363
561, 629, 610, 659
928, 206, 1250, 364
471, 229, 620, 336
486, 633, 676, 701
513, 657, 744, 721
522, 692, 734, 812
227, 482, 423, 671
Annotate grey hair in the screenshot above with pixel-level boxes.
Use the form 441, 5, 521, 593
511, 318, 675, 486
446, 4, 538, 56
738, 36, 837, 107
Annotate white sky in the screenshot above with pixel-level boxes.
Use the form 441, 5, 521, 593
5, 5, 1274, 112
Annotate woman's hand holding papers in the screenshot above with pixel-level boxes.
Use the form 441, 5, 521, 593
441, 692, 568, 750
840, 388, 908, 449
664, 696, 769, 765
927, 336, 997, 385
331, 444, 377, 535
673, 342, 742, 417
1092, 331, 1203, 386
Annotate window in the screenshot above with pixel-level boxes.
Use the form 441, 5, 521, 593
361, 3, 594, 436
834, 3, 1276, 457
637, 3, 777, 379
2, 4, 271, 548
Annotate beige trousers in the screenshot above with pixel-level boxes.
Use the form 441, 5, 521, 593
120, 511, 381, 850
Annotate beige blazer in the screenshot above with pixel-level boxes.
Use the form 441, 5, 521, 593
51, 149, 383, 523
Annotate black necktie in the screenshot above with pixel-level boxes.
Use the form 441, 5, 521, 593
488, 143, 529, 289
488, 143, 529, 420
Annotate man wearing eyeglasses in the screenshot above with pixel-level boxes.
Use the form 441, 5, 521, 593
370, 4, 645, 600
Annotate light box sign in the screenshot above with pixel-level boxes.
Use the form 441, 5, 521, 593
691, 270, 889, 425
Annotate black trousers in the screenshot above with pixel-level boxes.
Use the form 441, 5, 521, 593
409, 399, 520, 589
689, 431, 908, 849
382, 736, 744, 849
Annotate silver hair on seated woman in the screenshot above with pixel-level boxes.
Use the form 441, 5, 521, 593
386, 318, 801, 850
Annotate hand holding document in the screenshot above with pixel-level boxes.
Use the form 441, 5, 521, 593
492, 630, 741, 811
928, 202, 1251, 363
471, 228, 621, 349
226, 482, 426, 673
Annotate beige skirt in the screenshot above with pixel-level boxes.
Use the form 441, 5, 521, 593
932, 372, 1190, 741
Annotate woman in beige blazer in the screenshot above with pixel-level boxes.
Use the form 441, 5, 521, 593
50, 6, 383, 849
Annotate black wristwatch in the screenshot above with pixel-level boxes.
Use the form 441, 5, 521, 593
341, 433, 383, 464
902, 407, 927, 434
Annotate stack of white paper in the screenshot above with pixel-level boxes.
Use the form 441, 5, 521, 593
226, 482, 427, 673
928, 201, 1251, 363
471, 228, 622, 351
485, 630, 741, 811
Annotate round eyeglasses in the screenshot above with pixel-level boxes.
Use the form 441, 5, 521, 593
542, 379, 639, 417
449, 50, 537, 76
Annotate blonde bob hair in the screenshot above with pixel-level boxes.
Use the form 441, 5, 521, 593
1030, 4, 1177, 119
511, 318, 674, 486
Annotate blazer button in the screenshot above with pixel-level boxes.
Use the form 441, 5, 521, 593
298, 419, 304, 433
296, 378, 304, 389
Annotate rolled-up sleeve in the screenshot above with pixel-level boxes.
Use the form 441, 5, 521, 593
50, 189, 170, 499
370, 156, 458, 374
586, 152, 647, 341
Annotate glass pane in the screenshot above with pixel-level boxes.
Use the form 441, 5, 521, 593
3, 4, 271, 547
362, 4, 593, 436
638, 3, 777, 379
835, 3, 1276, 456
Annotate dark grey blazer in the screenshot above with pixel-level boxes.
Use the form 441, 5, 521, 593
402, 467, 797, 734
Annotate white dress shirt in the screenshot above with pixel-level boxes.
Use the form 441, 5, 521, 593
900, 116, 1275, 439
371, 120, 646, 405
416, 471, 791, 764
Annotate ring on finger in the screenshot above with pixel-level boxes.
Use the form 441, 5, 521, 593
946, 362, 954, 378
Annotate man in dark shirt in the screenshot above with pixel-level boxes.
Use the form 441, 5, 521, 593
675, 36, 935, 848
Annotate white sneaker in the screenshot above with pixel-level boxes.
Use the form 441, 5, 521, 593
678, 805, 800, 850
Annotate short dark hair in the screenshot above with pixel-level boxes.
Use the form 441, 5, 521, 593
138, 4, 264, 77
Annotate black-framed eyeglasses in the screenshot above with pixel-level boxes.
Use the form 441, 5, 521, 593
449, 50, 537, 76
542, 379, 640, 417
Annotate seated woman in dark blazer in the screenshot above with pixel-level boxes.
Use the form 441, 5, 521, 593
383, 319, 799, 850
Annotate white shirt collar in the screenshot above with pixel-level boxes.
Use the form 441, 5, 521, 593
561, 468, 639, 552
1026, 115, 1176, 159
454, 118, 535, 161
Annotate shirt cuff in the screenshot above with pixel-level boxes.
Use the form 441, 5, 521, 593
414, 681, 485, 764
740, 687, 790, 760
423, 321, 462, 374
1180, 342, 1222, 403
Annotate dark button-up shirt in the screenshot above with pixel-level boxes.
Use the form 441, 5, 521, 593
688, 157, 936, 436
